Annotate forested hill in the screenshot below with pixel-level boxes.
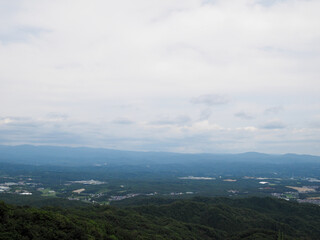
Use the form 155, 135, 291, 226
1, 197, 320, 240
0, 144, 319, 166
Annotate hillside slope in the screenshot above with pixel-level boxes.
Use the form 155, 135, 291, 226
1, 197, 320, 239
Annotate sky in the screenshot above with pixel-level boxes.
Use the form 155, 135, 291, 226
0, 0, 320, 155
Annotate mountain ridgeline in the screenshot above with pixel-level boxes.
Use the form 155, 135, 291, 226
0, 145, 319, 166
1, 145, 320, 178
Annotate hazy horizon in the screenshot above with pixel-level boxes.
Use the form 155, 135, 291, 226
1, 143, 320, 157
1, 0, 320, 155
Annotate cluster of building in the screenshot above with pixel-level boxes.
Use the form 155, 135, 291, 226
297, 199, 320, 205
109, 193, 140, 201
271, 190, 320, 205
306, 178, 320, 183
0, 181, 33, 195
179, 176, 215, 180
0, 185, 10, 192
271, 192, 299, 200
69, 180, 106, 185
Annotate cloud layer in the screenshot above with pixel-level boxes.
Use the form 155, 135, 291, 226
0, 0, 320, 154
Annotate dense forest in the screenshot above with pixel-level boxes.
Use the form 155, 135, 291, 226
1, 197, 320, 240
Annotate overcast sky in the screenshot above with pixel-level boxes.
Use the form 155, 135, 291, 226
1, 0, 320, 154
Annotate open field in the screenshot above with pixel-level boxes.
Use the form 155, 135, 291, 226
285, 186, 317, 193
72, 188, 85, 194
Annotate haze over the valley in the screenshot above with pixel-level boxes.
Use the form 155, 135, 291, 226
0, 0, 320, 154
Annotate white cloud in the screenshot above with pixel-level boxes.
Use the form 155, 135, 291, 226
264, 106, 284, 115
260, 120, 286, 129
234, 111, 255, 120
191, 94, 229, 106
0, 118, 13, 125
0, 0, 319, 154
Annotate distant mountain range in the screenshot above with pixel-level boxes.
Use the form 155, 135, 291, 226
0, 145, 319, 167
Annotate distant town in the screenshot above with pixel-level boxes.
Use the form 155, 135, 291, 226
1, 174, 319, 205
